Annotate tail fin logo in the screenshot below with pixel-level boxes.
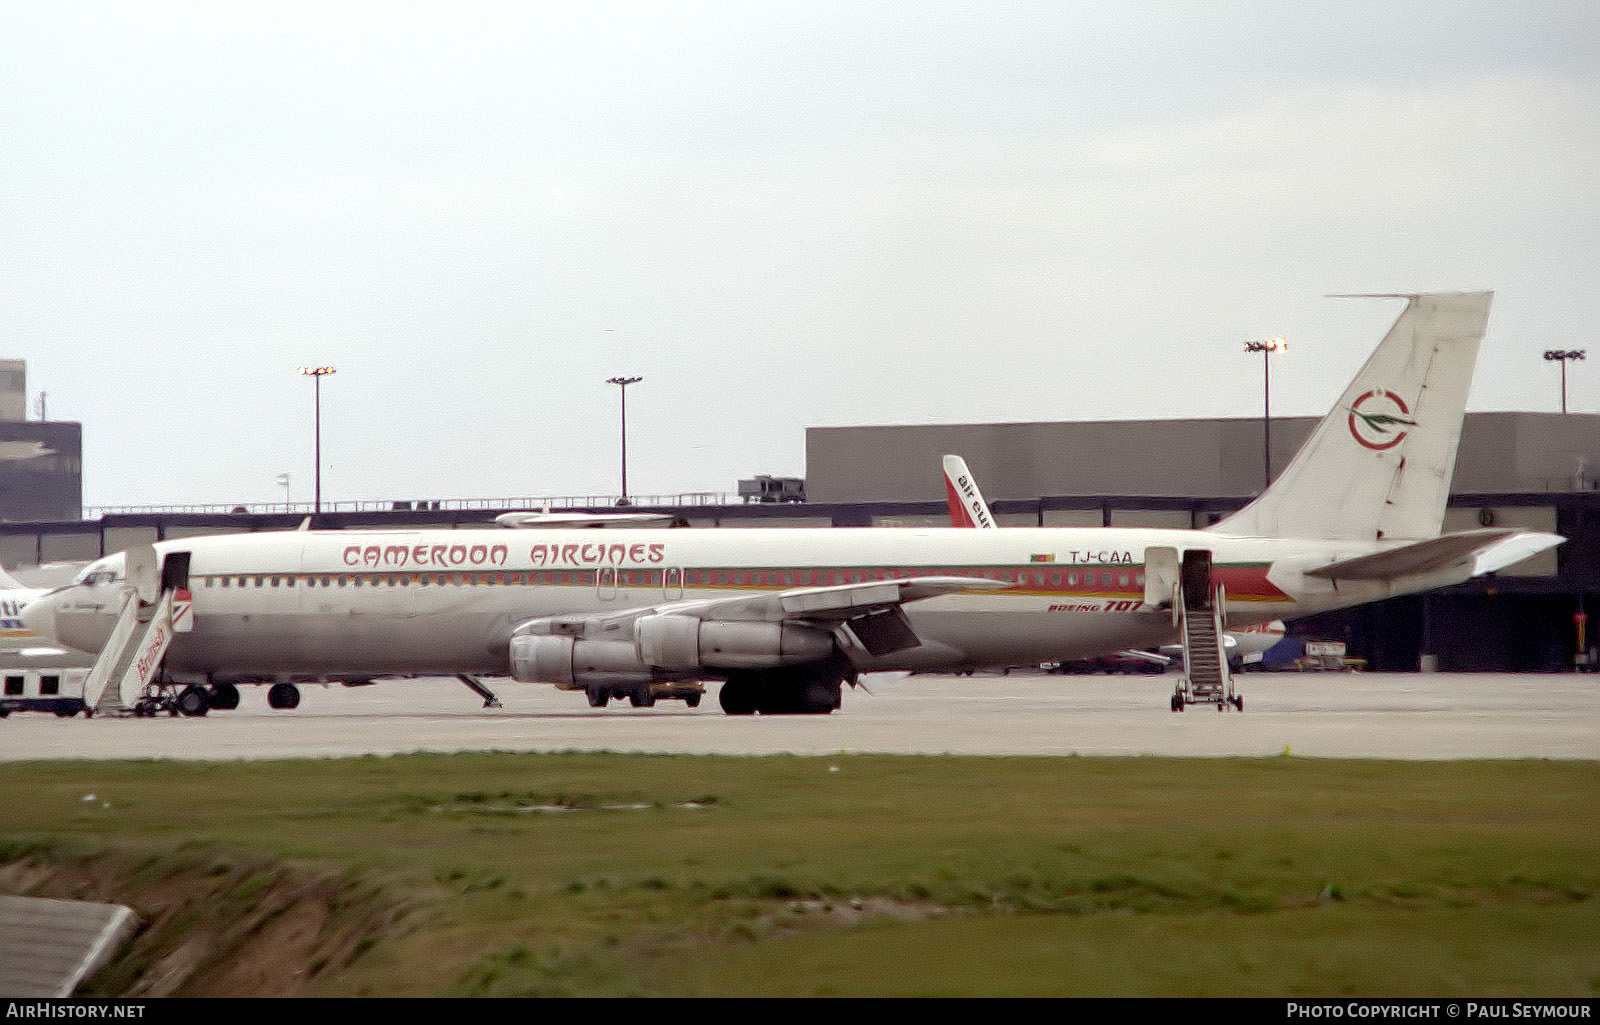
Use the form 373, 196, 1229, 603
1346, 389, 1417, 450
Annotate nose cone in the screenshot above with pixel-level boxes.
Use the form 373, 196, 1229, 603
20, 592, 60, 644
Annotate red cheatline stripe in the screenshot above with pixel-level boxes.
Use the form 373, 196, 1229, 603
197, 562, 1290, 601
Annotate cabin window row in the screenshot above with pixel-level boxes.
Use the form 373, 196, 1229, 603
195, 569, 1147, 590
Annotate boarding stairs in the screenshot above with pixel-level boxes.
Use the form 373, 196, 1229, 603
84, 550, 193, 716
1170, 550, 1241, 712
84, 588, 189, 716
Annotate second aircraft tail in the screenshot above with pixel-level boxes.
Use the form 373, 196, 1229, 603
943, 454, 997, 529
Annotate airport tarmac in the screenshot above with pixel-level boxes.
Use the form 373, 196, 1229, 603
0, 670, 1596, 762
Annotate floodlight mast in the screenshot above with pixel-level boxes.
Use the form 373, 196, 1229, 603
1244, 337, 1287, 490
298, 366, 336, 519
1544, 349, 1585, 414
606, 375, 643, 504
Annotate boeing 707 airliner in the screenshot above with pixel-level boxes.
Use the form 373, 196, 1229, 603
23, 292, 1560, 715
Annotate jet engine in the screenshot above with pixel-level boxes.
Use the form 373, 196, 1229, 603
634, 614, 833, 670
508, 635, 654, 690
507, 614, 836, 689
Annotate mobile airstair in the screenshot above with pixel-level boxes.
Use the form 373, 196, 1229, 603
83, 549, 196, 716
1170, 549, 1241, 712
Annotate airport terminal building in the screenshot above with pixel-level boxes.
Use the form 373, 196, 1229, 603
4, 410, 1599, 673
801, 412, 1600, 672
0, 359, 82, 524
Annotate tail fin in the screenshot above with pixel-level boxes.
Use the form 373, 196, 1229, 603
942, 455, 997, 529
1211, 291, 1492, 542
0, 563, 25, 589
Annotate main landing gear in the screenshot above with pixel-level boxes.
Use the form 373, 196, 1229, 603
131, 682, 223, 717
717, 667, 843, 716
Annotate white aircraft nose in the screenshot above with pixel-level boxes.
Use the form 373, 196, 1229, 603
19, 592, 59, 643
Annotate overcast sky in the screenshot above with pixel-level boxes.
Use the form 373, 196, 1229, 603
4, 1, 1597, 510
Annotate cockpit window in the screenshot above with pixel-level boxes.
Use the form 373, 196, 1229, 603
72, 562, 124, 588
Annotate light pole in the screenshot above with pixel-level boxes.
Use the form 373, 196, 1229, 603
606, 375, 643, 505
1544, 349, 1585, 414
298, 366, 336, 519
276, 472, 291, 510
1244, 337, 1287, 489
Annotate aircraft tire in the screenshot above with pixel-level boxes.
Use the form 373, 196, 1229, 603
718, 674, 758, 715
753, 672, 798, 714
586, 686, 610, 708
629, 686, 656, 708
176, 685, 211, 717
799, 677, 841, 715
754, 670, 840, 715
209, 683, 240, 711
267, 682, 301, 710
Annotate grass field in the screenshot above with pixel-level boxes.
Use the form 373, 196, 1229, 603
1, 753, 1596, 996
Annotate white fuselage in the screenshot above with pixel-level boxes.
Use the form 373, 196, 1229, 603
31, 526, 1430, 682
23, 293, 1524, 691
1, 590, 46, 645
1, 587, 75, 659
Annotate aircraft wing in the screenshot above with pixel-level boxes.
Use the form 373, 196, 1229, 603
1304, 528, 1563, 582
495, 511, 682, 528
705, 575, 1003, 623
511, 576, 1004, 658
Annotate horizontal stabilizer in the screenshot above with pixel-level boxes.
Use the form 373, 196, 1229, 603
1304, 529, 1562, 582
1470, 531, 1568, 577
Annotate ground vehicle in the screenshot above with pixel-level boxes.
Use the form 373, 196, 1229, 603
0, 668, 91, 717
582, 680, 705, 708
737, 475, 806, 503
